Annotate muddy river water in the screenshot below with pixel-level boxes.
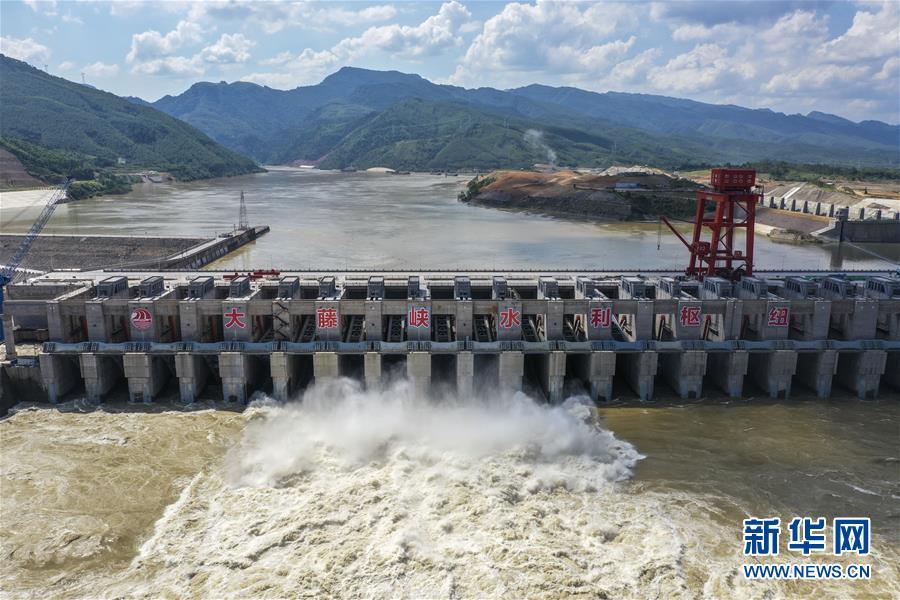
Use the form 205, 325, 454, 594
2, 167, 897, 270
0, 169, 898, 598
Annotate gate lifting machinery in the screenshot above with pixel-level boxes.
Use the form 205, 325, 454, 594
0, 179, 70, 341
662, 168, 760, 279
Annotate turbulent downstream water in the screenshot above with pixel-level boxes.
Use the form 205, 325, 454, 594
2, 387, 899, 598
1, 169, 899, 598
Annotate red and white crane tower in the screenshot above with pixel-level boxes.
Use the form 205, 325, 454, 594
662, 168, 761, 280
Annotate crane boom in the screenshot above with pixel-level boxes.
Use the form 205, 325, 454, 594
1, 180, 70, 280
1, 179, 70, 342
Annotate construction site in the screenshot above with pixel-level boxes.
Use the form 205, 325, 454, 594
462, 166, 900, 244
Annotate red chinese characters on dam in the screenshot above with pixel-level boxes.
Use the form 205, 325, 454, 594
590, 307, 611, 329
499, 308, 521, 329
224, 307, 246, 329
317, 307, 338, 329
768, 307, 790, 327
680, 306, 702, 327
408, 307, 430, 328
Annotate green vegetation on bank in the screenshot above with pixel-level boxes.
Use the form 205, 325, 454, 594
679, 160, 900, 182
744, 160, 900, 182
0, 137, 94, 181
0, 54, 260, 195
0, 136, 140, 198
68, 173, 139, 200
458, 175, 496, 202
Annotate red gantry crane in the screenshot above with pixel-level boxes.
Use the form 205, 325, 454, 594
662, 168, 761, 279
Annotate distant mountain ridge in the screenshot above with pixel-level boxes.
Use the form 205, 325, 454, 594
145, 66, 899, 170
0, 55, 259, 183
510, 85, 897, 149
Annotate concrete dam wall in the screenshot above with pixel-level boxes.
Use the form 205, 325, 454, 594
2, 269, 898, 406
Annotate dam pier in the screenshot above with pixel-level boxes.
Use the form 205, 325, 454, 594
2, 269, 898, 405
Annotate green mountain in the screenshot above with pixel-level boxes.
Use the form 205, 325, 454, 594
147, 67, 899, 169
509, 85, 898, 159
0, 55, 260, 185
310, 98, 719, 171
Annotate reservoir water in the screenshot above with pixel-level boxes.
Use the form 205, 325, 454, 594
2, 167, 897, 270
1, 168, 898, 598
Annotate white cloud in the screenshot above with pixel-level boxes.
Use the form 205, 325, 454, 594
764, 64, 870, 94
102, 0, 187, 17
246, 1, 474, 88
57, 60, 76, 70
244, 48, 343, 87
602, 48, 661, 85
128, 30, 255, 78
334, 0, 472, 58
0, 36, 51, 64
821, 2, 900, 63
874, 56, 899, 82
650, 0, 827, 26
198, 33, 255, 65
126, 20, 204, 64
647, 43, 745, 93
131, 55, 204, 77
82, 61, 120, 78
23, 0, 57, 15
61, 12, 84, 25
672, 22, 749, 43
259, 51, 294, 67
450, 0, 638, 87
637, 3, 900, 122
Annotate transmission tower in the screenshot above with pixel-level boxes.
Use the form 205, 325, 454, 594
238, 190, 249, 230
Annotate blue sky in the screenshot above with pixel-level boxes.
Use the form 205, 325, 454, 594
2, 1, 898, 123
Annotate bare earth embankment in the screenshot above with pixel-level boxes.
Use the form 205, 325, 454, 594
0, 148, 42, 188
460, 169, 699, 221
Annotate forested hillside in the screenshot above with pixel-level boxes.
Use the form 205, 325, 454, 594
147, 67, 899, 170
0, 55, 260, 190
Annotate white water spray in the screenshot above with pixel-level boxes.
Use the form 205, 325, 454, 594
226, 378, 642, 489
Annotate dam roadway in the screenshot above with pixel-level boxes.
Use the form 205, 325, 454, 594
1, 268, 898, 405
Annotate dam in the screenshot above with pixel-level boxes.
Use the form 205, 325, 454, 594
2, 268, 898, 405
